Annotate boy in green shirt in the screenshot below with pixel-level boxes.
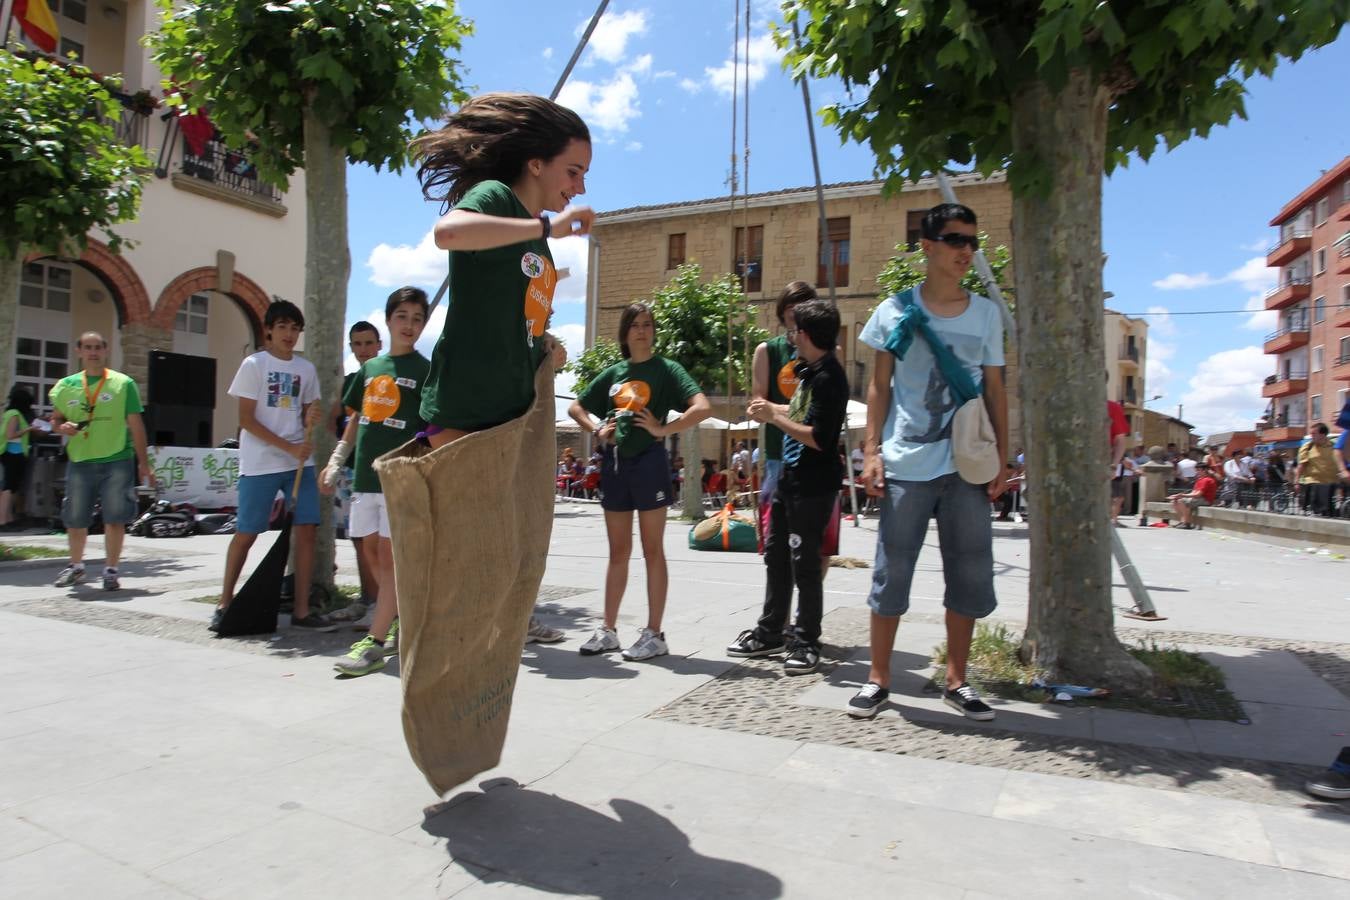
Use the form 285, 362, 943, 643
322, 288, 431, 676
49, 332, 155, 591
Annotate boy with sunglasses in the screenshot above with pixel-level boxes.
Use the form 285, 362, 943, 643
849, 203, 1010, 721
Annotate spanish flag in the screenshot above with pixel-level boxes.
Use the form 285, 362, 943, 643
15, 0, 60, 54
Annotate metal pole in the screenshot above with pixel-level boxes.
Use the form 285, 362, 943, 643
1112, 529, 1163, 621
933, 171, 1015, 336
792, 20, 860, 526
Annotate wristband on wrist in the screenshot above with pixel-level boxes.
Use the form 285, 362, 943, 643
539, 214, 551, 240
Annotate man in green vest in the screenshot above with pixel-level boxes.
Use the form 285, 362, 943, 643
48, 331, 154, 591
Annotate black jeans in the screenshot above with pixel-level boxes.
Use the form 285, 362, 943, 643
757, 487, 835, 645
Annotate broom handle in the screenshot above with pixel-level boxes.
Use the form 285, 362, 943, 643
292, 413, 317, 504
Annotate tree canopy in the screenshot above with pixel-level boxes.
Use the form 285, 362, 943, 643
783, 0, 1347, 197
0, 50, 150, 257
149, 0, 472, 186
567, 265, 768, 399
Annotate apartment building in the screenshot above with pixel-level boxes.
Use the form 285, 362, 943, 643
7, 0, 305, 447
1259, 156, 1350, 448
585, 174, 1020, 446
1104, 309, 1149, 440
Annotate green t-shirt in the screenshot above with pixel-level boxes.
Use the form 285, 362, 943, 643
49, 369, 143, 464
343, 351, 430, 493
578, 356, 702, 458
420, 180, 553, 432
3, 409, 30, 455
762, 334, 800, 461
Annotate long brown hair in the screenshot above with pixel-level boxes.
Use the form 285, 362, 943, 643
412, 93, 590, 210
617, 302, 655, 359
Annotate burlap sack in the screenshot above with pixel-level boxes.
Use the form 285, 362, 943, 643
374, 361, 555, 795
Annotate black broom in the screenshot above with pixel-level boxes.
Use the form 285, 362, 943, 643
216, 418, 315, 637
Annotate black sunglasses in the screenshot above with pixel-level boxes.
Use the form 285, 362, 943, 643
932, 233, 980, 251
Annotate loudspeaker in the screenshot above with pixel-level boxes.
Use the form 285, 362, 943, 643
149, 351, 216, 408
148, 352, 216, 447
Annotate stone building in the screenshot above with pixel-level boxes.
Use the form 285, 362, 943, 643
8, 1, 305, 447
585, 173, 1020, 452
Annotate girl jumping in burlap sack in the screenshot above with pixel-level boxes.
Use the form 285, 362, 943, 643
373, 94, 592, 795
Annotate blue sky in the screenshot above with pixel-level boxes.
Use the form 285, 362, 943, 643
343, 1, 1350, 437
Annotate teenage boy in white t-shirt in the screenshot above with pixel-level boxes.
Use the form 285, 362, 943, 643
210, 300, 334, 633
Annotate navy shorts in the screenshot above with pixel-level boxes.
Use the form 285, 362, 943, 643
600, 444, 673, 513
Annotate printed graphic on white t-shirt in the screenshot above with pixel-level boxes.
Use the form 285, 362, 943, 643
228, 351, 321, 476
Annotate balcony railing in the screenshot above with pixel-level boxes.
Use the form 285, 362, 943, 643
180, 135, 281, 203
1120, 389, 1138, 405
1268, 229, 1312, 255
1119, 344, 1139, 362
1339, 353, 1350, 367
1264, 277, 1311, 299
1264, 319, 1310, 343
1264, 370, 1309, 385
1268, 412, 1309, 429
104, 90, 154, 149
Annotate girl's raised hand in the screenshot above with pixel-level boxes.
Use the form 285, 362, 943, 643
552, 205, 595, 237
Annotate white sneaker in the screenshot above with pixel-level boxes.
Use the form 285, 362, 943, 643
622, 628, 668, 661
578, 626, 620, 656
525, 615, 565, 644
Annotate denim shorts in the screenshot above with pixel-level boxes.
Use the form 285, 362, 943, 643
600, 443, 673, 512
236, 466, 320, 534
867, 473, 997, 619
63, 457, 138, 528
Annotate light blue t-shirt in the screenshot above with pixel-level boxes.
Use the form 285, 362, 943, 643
858, 286, 1005, 482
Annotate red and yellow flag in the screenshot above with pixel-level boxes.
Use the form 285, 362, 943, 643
15, 0, 61, 54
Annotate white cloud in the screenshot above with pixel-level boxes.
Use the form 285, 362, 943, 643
1241, 294, 1279, 333
704, 33, 783, 97
1152, 256, 1276, 293
582, 9, 647, 64
624, 53, 653, 77
541, 46, 553, 60
1240, 236, 1270, 252
653, 69, 676, 79
548, 236, 589, 305
557, 71, 641, 133
1152, 272, 1216, 290
552, 323, 587, 361
1145, 305, 1176, 337
365, 231, 445, 288
1178, 345, 1270, 436
677, 77, 702, 94
624, 140, 643, 152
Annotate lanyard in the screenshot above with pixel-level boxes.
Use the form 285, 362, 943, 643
81, 371, 108, 439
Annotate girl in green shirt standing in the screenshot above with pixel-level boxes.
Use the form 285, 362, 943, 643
1, 387, 37, 529
569, 303, 711, 661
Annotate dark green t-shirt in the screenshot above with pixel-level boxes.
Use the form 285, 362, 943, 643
420, 180, 553, 431
762, 334, 799, 461
343, 351, 430, 493
578, 356, 702, 458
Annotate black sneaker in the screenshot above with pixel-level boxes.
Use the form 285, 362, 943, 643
290, 613, 338, 633
847, 682, 889, 719
783, 641, 820, 676
943, 682, 996, 721
726, 629, 786, 658
208, 607, 225, 633
1306, 769, 1350, 801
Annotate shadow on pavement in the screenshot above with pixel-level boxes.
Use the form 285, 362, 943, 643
424, 781, 783, 898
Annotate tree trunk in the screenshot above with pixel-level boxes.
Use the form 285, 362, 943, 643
0, 249, 21, 374
302, 108, 350, 597
1009, 68, 1155, 695
682, 425, 704, 521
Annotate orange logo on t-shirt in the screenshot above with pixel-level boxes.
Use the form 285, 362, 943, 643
610, 380, 651, 414
777, 360, 800, 399
522, 251, 557, 340
361, 374, 400, 423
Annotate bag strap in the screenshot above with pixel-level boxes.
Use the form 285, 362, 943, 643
895, 288, 982, 404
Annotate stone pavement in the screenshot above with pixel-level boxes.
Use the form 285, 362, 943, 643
2, 506, 1348, 898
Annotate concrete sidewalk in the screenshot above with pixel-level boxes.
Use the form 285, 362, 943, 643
1, 507, 1347, 898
